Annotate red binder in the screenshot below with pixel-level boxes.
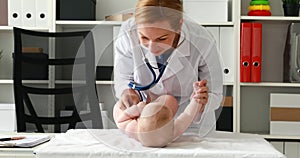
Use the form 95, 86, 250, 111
251, 23, 262, 82
240, 22, 252, 82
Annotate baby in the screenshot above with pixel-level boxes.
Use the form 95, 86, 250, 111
113, 86, 202, 147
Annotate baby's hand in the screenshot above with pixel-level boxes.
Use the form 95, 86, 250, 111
191, 80, 209, 111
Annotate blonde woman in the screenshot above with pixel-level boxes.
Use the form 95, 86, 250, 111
113, 0, 223, 139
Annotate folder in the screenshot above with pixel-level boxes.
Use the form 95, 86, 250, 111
22, 0, 36, 27
240, 22, 252, 82
251, 23, 262, 82
113, 26, 121, 63
205, 27, 220, 51
0, 0, 8, 26
36, 0, 52, 28
0, 135, 50, 147
8, 0, 22, 26
220, 27, 234, 83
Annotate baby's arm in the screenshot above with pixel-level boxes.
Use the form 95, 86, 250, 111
113, 101, 145, 139
173, 91, 202, 139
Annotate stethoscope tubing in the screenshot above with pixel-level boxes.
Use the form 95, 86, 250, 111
128, 58, 168, 91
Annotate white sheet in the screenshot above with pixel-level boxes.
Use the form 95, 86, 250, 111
34, 129, 285, 158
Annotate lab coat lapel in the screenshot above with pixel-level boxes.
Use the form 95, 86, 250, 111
161, 36, 190, 81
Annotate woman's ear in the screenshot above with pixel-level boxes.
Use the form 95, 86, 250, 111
176, 18, 183, 32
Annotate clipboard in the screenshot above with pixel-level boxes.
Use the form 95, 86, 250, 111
0, 135, 51, 147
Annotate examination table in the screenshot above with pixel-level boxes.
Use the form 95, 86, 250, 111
34, 129, 285, 158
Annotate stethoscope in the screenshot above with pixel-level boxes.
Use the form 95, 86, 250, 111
128, 48, 172, 91
128, 31, 181, 100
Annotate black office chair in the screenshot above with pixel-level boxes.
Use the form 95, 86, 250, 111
13, 27, 103, 133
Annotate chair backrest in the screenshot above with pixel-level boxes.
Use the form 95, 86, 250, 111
13, 27, 103, 133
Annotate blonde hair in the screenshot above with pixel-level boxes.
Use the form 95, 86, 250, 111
135, 0, 183, 30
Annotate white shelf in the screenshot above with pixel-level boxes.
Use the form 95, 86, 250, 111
261, 134, 300, 140
223, 82, 234, 86
56, 20, 234, 28
56, 80, 114, 85
0, 26, 49, 31
56, 20, 122, 28
56, 20, 123, 25
200, 22, 234, 26
54, 80, 113, 85
0, 80, 51, 84
0, 80, 13, 84
96, 81, 114, 85
240, 82, 300, 87
241, 16, 300, 21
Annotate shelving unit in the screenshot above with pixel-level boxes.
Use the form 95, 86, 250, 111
238, 0, 300, 156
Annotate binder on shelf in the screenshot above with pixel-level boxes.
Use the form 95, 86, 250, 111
220, 27, 234, 83
251, 23, 262, 82
0, 0, 8, 26
240, 22, 252, 82
36, 0, 51, 28
205, 27, 220, 50
8, 0, 22, 26
22, 0, 36, 27
283, 22, 300, 82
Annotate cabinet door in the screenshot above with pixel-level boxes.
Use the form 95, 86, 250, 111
285, 142, 300, 158
269, 141, 284, 154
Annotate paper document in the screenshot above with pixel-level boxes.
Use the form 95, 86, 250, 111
0, 135, 50, 147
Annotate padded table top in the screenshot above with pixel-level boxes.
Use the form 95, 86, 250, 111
35, 129, 285, 158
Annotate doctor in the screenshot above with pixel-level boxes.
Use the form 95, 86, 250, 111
113, 0, 223, 136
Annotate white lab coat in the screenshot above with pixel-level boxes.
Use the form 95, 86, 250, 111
114, 18, 223, 137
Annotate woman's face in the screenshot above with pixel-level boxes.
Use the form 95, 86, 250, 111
137, 20, 178, 56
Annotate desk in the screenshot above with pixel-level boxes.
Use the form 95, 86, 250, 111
33, 129, 285, 158
0, 146, 38, 158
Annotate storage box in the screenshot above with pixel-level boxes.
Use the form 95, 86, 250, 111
183, 0, 228, 23
96, 66, 113, 80
56, 0, 96, 20
105, 13, 133, 21
222, 96, 233, 107
13, 53, 49, 80
0, 104, 16, 132
270, 93, 300, 136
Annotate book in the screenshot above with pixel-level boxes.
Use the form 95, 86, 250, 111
22, 47, 44, 53
0, 135, 50, 147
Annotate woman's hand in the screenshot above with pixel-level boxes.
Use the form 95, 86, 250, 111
191, 80, 209, 112
120, 89, 140, 110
